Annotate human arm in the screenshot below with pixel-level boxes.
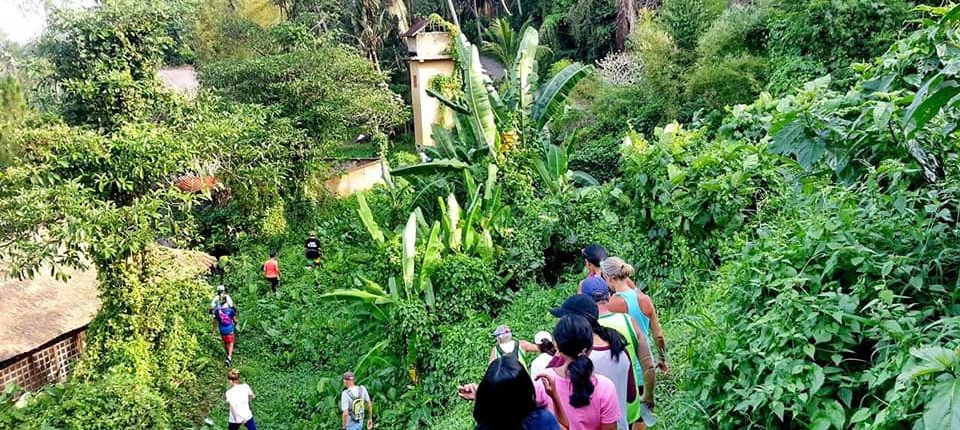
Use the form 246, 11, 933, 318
535, 373, 568, 430
364, 387, 373, 429
342, 410, 349, 429
519, 340, 539, 353
606, 295, 628, 314
488, 346, 497, 364
630, 317, 656, 407
640, 296, 669, 374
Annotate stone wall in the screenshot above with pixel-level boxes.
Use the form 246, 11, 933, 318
0, 327, 86, 392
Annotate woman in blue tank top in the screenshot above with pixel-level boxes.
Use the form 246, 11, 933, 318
601, 257, 670, 376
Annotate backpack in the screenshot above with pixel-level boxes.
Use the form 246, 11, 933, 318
216, 307, 233, 326
344, 386, 367, 422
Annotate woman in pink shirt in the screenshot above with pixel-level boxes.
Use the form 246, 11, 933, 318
537, 314, 622, 430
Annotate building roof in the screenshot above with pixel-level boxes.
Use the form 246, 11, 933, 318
401, 19, 430, 38
0, 265, 100, 362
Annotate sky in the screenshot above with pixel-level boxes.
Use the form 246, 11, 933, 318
0, 1, 47, 44
0, 0, 92, 45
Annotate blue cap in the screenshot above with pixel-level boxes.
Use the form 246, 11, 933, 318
582, 277, 611, 302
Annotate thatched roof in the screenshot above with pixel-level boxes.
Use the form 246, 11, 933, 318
0, 247, 216, 363
0, 265, 100, 362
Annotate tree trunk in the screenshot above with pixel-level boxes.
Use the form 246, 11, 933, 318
615, 0, 637, 52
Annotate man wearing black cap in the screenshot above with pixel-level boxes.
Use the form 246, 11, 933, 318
340, 371, 373, 430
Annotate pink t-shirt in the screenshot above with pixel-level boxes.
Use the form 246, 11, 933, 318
535, 369, 622, 430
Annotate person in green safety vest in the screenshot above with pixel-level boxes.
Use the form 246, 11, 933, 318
489, 324, 539, 370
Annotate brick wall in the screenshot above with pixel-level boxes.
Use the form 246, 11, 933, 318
0, 327, 87, 392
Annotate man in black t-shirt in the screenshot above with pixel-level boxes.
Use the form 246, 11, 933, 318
305, 231, 322, 269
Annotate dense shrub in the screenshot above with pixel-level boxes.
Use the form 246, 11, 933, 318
762, 0, 911, 92
433, 255, 502, 322
657, 0, 727, 61
683, 54, 768, 126
696, 4, 768, 61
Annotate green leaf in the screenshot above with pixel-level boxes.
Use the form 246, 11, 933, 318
532, 62, 592, 130
923, 377, 960, 430
903, 74, 960, 136
512, 27, 540, 113
850, 408, 871, 424
425, 88, 470, 114
454, 34, 499, 157
810, 365, 825, 396
402, 210, 417, 293
356, 193, 385, 244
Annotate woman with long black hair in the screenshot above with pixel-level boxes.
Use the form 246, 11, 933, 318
458, 357, 566, 430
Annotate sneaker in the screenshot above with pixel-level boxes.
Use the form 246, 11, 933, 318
225, 358, 232, 367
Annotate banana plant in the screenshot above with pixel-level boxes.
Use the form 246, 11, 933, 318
435, 163, 511, 261
533, 141, 600, 197
393, 23, 592, 180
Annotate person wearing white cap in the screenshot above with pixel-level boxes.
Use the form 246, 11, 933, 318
488, 325, 540, 370
528, 331, 557, 381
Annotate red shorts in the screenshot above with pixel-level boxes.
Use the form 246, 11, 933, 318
222, 334, 235, 344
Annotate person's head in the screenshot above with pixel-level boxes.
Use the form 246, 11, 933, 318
534, 331, 557, 355
550, 294, 599, 323
581, 277, 611, 304
581, 245, 608, 272
553, 315, 596, 407
342, 371, 356, 387
600, 256, 635, 285
216, 284, 226, 296
473, 358, 538, 430
228, 368, 240, 384
557, 282, 626, 364
309, 230, 317, 238
269, 251, 277, 259
492, 325, 512, 344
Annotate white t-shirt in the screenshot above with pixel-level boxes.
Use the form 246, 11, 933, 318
529, 353, 553, 380
226, 384, 254, 423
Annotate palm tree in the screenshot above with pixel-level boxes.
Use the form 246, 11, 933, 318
345, 0, 409, 70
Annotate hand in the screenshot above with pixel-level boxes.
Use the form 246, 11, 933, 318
457, 383, 478, 400
657, 361, 670, 376
535, 372, 558, 398
367, 418, 373, 429
643, 397, 656, 410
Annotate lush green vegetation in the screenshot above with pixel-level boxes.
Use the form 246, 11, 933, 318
2, 0, 960, 429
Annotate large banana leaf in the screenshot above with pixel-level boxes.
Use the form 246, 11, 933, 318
319, 288, 394, 305
356, 193, 385, 244
572, 170, 600, 187
402, 211, 417, 294
418, 221, 443, 307
454, 34, 499, 157
445, 193, 462, 251
533, 63, 592, 130
533, 158, 561, 195
391, 159, 471, 177
426, 88, 471, 115
513, 27, 540, 113
483, 163, 499, 201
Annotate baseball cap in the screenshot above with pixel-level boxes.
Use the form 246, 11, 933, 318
342, 371, 355, 380
492, 325, 511, 338
550, 294, 599, 321
581, 277, 611, 302
534, 331, 553, 344
216, 285, 226, 293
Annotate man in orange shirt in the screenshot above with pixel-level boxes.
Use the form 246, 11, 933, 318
262, 252, 281, 294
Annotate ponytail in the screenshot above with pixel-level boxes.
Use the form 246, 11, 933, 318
554, 315, 598, 408
593, 322, 627, 363
538, 339, 557, 355
567, 354, 595, 408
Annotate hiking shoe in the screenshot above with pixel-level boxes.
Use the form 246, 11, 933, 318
225, 358, 232, 367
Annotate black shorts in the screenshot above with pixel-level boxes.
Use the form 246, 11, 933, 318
267, 278, 279, 288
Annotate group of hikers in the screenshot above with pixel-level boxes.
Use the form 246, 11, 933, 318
208, 236, 665, 430
460, 244, 667, 430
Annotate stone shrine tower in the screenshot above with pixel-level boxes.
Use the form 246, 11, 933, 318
403, 20, 455, 149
